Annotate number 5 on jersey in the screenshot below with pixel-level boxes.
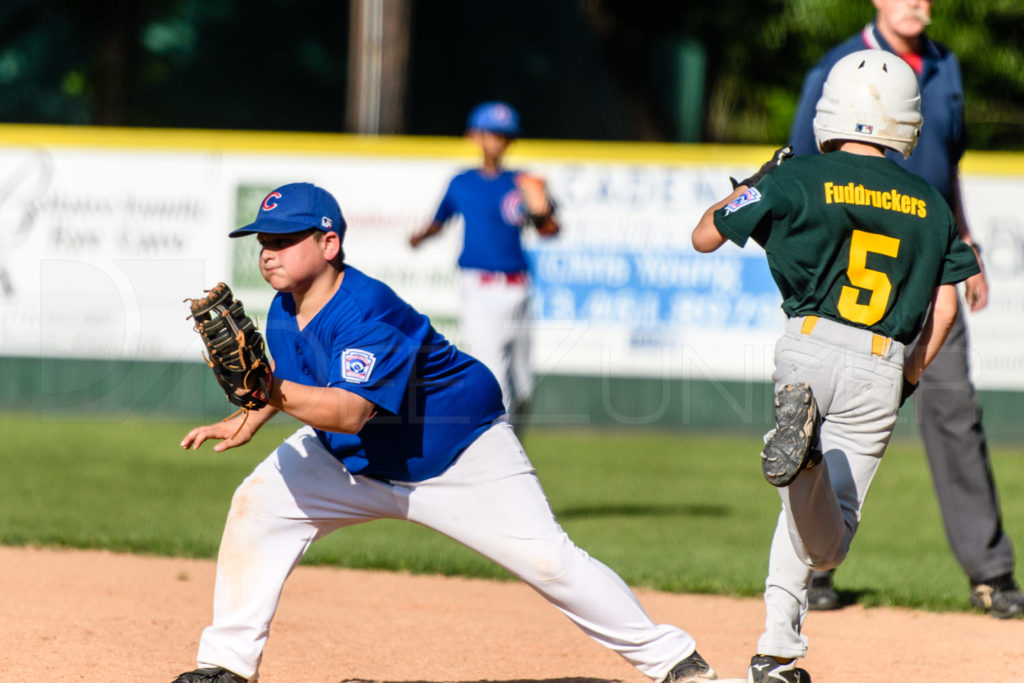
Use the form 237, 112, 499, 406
837, 229, 901, 326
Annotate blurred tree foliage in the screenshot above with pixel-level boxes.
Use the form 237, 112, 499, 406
0, 0, 348, 130
585, 0, 1024, 148
0, 0, 1021, 148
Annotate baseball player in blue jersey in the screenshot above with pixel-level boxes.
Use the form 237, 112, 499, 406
170, 182, 717, 683
410, 102, 558, 430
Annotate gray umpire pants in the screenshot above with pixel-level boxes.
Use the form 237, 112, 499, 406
912, 305, 1015, 584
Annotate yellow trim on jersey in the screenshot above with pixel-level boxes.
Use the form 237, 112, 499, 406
824, 182, 927, 218
0, 123, 1021, 173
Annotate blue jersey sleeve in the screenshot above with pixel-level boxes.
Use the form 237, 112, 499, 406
328, 322, 418, 415
432, 178, 459, 224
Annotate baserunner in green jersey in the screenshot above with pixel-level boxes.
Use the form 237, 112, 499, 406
692, 49, 980, 683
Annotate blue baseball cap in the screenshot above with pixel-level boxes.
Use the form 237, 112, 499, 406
230, 182, 346, 239
466, 101, 520, 137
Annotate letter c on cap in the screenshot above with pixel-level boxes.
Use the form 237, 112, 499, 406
262, 191, 282, 211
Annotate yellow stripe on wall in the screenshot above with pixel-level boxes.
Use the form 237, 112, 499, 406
0, 122, 1020, 173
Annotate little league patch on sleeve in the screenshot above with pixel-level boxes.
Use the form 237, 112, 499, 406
724, 187, 762, 215
341, 348, 376, 383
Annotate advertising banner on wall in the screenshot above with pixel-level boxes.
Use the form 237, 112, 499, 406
0, 127, 1021, 389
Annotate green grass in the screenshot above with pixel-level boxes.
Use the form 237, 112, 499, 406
2, 412, 1022, 613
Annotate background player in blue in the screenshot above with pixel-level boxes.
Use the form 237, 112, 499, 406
789, 0, 1023, 619
410, 101, 559, 431
693, 50, 979, 682
170, 182, 718, 683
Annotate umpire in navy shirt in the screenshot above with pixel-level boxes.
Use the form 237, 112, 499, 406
788, 0, 1023, 619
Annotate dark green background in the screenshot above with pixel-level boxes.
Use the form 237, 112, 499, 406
1, 0, 1022, 148
3, 356, 1024, 444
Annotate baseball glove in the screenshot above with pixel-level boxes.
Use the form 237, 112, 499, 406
515, 173, 558, 231
730, 145, 795, 189
186, 283, 273, 418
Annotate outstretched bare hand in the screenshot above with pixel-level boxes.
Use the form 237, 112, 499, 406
181, 416, 255, 453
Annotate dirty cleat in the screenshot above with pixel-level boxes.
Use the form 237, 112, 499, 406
663, 650, 718, 682
761, 382, 821, 487
807, 569, 841, 611
970, 574, 1024, 619
746, 654, 811, 683
171, 668, 248, 683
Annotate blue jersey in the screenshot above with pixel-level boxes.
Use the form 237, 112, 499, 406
433, 169, 530, 273
789, 22, 966, 206
265, 265, 505, 482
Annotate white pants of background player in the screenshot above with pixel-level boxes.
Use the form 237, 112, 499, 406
757, 316, 905, 659
195, 419, 697, 681
459, 270, 533, 421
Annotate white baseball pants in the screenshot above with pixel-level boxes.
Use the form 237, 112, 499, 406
757, 316, 904, 659
459, 270, 533, 420
195, 420, 697, 681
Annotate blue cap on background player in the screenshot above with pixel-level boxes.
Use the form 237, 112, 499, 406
230, 182, 346, 240
466, 101, 520, 137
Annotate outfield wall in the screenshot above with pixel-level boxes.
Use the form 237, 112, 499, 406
5, 356, 1024, 443
1, 125, 1023, 438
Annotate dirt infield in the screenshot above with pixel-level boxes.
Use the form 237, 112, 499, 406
2, 546, 1023, 683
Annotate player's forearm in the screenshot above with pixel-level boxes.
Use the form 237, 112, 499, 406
269, 378, 375, 434
516, 173, 559, 236
905, 284, 959, 384
410, 220, 444, 247
950, 172, 989, 311
239, 402, 280, 433
692, 188, 743, 252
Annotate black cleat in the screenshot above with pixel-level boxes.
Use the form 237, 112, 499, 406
171, 668, 248, 683
807, 569, 841, 611
761, 383, 821, 487
663, 650, 718, 682
746, 654, 811, 683
970, 574, 1024, 619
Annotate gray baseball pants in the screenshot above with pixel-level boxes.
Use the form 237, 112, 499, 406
757, 316, 904, 658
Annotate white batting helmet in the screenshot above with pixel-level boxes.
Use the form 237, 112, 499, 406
813, 49, 922, 158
